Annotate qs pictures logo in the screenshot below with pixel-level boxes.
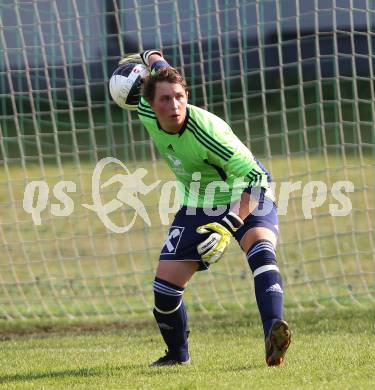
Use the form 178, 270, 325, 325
23, 158, 161, 233
82, 157, 160, 233
22, 158, 355, 233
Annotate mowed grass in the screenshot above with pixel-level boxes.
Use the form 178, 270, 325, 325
0, 307, 374, 389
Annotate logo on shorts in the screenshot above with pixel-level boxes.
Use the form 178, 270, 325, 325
161, 226, 184, 255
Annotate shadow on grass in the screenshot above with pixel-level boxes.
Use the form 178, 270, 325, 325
0, 366, 124, 384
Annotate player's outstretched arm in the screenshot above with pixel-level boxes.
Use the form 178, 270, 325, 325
119, 50, 162, 67
109, 50, 169, 110
120, 50, 171, 73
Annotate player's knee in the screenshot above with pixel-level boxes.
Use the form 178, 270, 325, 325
153, 277, 184, 314
246, 239, 280, 277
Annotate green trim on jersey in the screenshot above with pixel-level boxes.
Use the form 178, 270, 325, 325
187, 117, 233, 161
137, 96, 273, 207
138, 99, 156, 119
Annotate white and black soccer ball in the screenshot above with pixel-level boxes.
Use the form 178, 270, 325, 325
109, 62, 149, 110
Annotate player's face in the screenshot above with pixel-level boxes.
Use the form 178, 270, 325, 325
151, 82, 188, 133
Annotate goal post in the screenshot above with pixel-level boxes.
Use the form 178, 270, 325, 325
0, 0, 374, 321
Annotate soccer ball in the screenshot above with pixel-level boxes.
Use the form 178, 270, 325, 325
109, 62, 149, 110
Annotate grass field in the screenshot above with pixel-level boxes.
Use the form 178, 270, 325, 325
0, 307, 374, 389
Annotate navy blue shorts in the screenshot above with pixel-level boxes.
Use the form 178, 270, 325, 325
159, 196, 278, 271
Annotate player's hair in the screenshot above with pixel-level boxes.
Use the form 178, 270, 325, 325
142, 67, 188, 103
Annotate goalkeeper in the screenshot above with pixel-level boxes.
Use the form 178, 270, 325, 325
116, 51, 291, 367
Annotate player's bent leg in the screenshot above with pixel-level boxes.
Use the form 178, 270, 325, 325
150, 260, 199, 367
241, 227, 291, 366
155, 260, 199, 288
239, 225, 278, 252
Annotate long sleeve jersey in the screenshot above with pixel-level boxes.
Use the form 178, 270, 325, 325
137, 62, 273, 208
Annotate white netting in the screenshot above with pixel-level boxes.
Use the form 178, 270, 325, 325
0, 0, 374, 321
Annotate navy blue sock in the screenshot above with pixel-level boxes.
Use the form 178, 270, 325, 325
246, 240, 284, 338
153, 277, 189, 361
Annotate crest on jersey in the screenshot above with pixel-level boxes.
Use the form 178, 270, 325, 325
166, 153, 189, 177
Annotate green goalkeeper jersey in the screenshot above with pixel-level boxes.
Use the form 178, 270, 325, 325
137, 97, 273, 208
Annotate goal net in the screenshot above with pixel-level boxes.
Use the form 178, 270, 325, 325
0, 0, 374, 321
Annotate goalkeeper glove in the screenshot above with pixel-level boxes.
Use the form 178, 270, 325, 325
196, 212, 244, 264
119, 50, 162, 67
